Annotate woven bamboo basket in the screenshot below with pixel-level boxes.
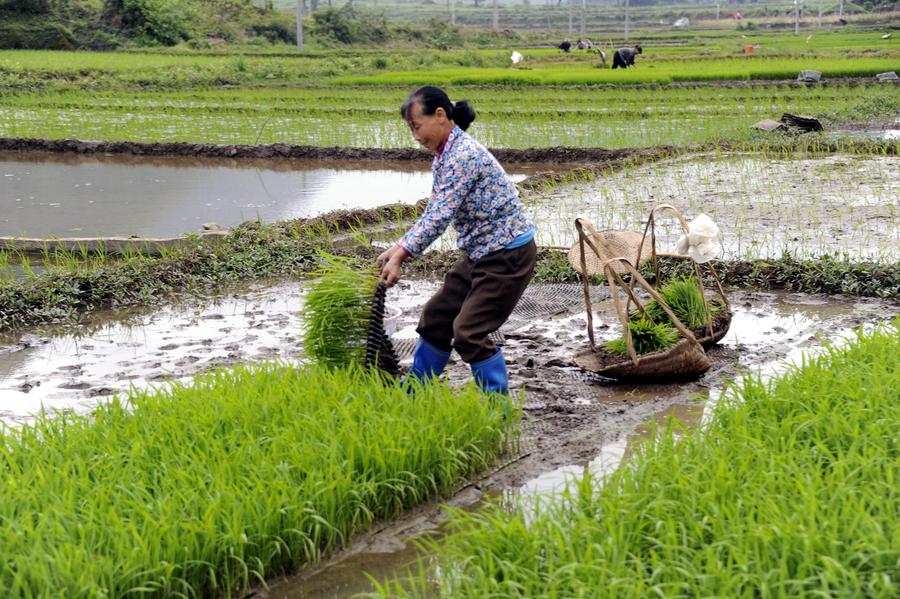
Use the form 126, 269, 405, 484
571, 235, 710, 381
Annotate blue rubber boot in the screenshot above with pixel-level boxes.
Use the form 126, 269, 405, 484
470, 348, 509, 395
406, 337, 451, 384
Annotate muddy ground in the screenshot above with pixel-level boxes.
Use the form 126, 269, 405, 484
255, 283, 898, 598
1, 276, 896, 598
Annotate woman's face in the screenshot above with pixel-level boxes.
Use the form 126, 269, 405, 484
406, 101, 450, 152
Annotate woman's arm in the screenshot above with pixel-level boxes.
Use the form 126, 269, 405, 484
398, 170, 476, 257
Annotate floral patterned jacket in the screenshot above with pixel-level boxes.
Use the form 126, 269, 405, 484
399, 126, 533, 261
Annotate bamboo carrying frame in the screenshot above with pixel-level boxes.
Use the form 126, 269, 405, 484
571, 204, 731, 381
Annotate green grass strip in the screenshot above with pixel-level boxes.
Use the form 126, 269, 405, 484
334, 56, 900, 86
0, 363, 516, 597
382, 318, 900, 597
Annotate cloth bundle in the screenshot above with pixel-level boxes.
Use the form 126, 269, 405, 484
675, 213, 721, 263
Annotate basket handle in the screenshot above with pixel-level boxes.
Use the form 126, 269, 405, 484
575, 218, 610, 350
603, 256, 701, 366
639, 203, 722, 338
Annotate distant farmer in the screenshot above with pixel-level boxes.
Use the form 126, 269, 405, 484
377, 86, 536, 396
612, 44, 642, 69
558, 40, 572, 53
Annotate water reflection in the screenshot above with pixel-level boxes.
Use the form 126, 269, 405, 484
1, 152, 438, 238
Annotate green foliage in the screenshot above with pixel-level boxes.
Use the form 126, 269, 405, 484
0, 361, 516, 595
1, 0, 51, 13
605, 317, 680, 356
651, 254, 900, 299
387, 318, 900, 597
103, 0, 193, 45
424, 16, 462, 50
642, 276, 715, 329
310, 6, 391, 46
302, 252, 378, 369
0, 19, 75, 49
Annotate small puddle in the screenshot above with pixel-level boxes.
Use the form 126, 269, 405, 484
0, 152, 527, 238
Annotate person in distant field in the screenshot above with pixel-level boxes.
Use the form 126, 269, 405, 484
597, 48, 607, 66
576, 39, 593, 50
612, 44, 642, 69
377, 86, 536, 396
558, 39, 572, 52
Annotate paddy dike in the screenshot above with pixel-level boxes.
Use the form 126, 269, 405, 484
0, 136, 675, 165
0, 277, 896, 597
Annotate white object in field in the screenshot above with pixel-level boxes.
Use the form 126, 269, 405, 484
675, 213, 721, 263
511, 51, 523, 64
383, 305, 402, 336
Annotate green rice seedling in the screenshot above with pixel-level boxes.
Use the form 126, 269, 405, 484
605, 318, 680, 356
302, 253, 379, 369
641, 276, 716, 329
0, 361, 517, 596
381, 318, 900, 598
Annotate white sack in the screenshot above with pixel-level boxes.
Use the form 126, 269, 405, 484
676, 213, 721, 263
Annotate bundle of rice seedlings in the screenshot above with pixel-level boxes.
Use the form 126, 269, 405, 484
605, 318, 680, 357
640, 276, 717, 329
302, 253, 378, 369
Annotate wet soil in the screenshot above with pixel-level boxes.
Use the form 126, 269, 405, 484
252, 284, 897, 599
0, 137, 666, 165
0, 277, 895, 597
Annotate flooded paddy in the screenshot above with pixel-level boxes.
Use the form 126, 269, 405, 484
0, 275, 895, 597
262, 287, 898, 599
517, 153, 899, 262
0, 152, 443, 238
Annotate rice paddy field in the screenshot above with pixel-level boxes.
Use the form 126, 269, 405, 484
0, 21, 898, 598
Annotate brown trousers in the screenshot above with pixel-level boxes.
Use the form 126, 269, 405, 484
417, 240, 537, 364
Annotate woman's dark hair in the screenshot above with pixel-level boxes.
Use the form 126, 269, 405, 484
400, 86, 476, 131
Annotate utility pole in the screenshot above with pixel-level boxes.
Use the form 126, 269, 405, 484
580, 0, 586, 39
838, 0, 843, 17
794, 0, 800, 35
716, 0, 720, 21
296, 0, 303, 51
449, 0, 455, 25
568, 3, 573, 36
624, 0, 630, 42
493, 0, 499, 31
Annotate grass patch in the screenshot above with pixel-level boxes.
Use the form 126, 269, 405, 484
381, 317, 900, 597
334, 56, 900, 86
529, 250, 900, 299
0, 362, 517, 596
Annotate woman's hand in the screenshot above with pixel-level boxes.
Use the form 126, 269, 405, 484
376, 244, 411, 287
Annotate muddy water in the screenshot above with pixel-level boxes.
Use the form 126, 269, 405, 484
519, 153, 899, 261
1, 277, 896, 597
264, 291, 898, 599
0, 152, 445, 238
